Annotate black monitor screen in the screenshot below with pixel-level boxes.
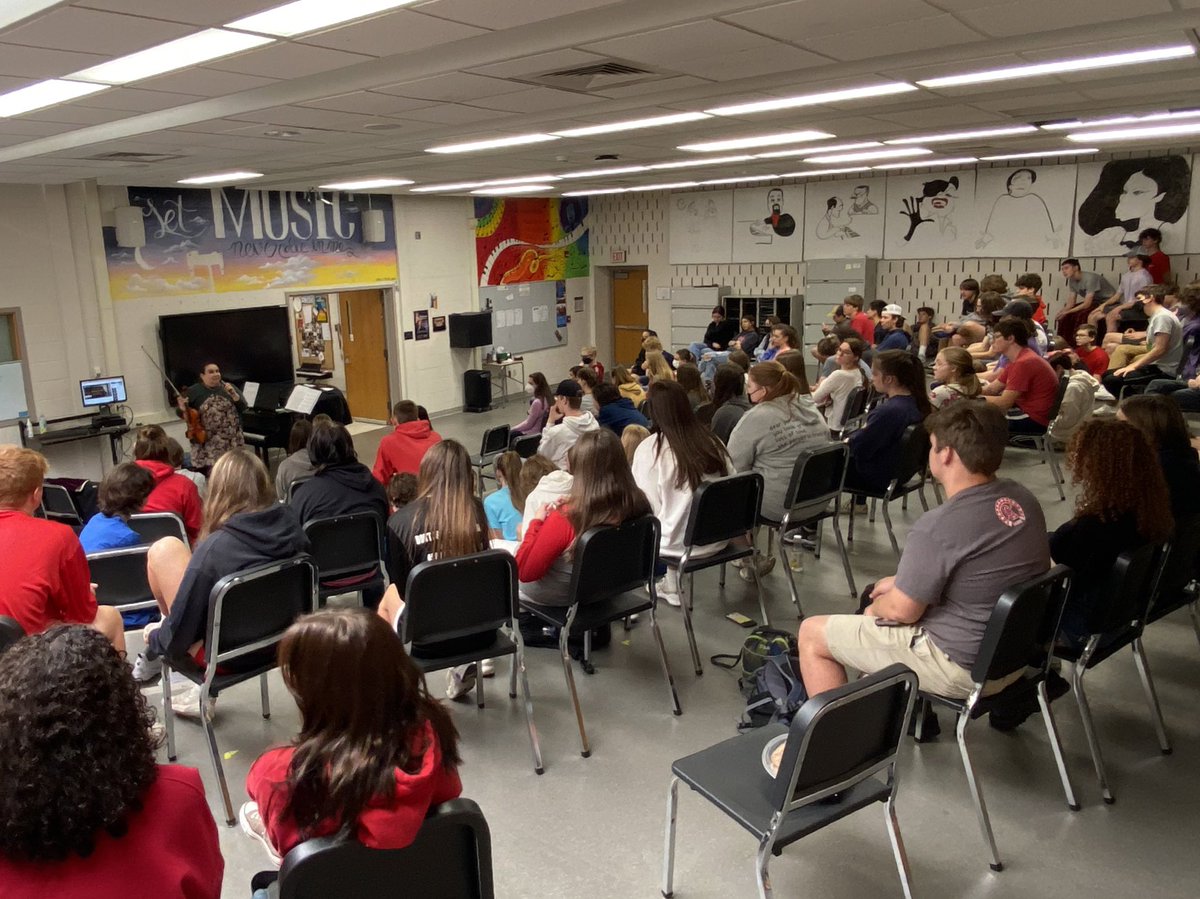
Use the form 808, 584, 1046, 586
158, 306, 293, 400
80, 376, 127, 407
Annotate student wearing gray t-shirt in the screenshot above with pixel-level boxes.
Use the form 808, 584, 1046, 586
1101, 285, 1183, 397
799, 402, 1050, 701
1057, 258, 1115, 342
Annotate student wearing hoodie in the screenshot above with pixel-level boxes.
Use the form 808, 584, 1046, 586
517, 455, 569, 540
537, 379, 599, 471
511, 372, 553, 437
611, 365, 646, 406
136, 451, 310, 710
274, 419, 316, 501
593, 382, 649, 437
132, 425, 202, 543
293, 422, 388, 528
709, 363, 753, 444
373, 400, 443, 484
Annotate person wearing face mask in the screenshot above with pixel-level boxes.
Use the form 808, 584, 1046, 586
580, 346, 604, 381
511, 372, 554, 437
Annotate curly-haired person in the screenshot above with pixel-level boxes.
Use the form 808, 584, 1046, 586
0, 626, 223, 897
1050, 418, 1173, 647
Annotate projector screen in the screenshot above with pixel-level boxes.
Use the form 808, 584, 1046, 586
158, 306, 294, 400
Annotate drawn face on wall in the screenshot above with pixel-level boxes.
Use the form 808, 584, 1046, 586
1115, 171, 1165, 224
1006, 169, 1035, 197
851, 185, 869, 203
928, 182, 957, 218
767, 189, 784, 214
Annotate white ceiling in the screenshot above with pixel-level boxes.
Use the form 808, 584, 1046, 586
0, 0, 1197, 191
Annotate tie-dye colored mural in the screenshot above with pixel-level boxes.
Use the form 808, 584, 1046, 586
474, 197, 589, 287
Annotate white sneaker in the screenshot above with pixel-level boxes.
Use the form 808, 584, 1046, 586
654, 574, 682, 607
131, 652, 162, 683
446, 664, 477, 702
239, 801, 283, 867
480, 658, 496, 678
170, 683, 216, 722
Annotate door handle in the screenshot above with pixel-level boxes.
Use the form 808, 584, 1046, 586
642, 282, 647, 314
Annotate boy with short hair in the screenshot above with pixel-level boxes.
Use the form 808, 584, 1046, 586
1013, 273, 1047, 325
1071, 324, 1109, 377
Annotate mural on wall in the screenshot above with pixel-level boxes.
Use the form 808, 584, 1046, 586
802, 177, 885, 259
668, 190, 733, 264
474, 197, 589, 286
103, 187, 398, 300
972, 165, 1076, 257
883, 169, 978, 259
732, 186, 803, 262
1073, 156, 1192, 256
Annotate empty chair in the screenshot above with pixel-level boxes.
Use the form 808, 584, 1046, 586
660, 472, 768, 674
470, 425, 511, 494
510, 432, 541, 459
1053, 544, 1170, 804
162, 556, 317, 825
128, 511, 188, 543
87, 544, 156, 620
0, 615, 23, 655
259, 799, 493, 899
916, 565, 1079, 871
303, 513, 387, 608
521, 515, 682, 758
663, 664, 919, 899
846, 423, 931, 558
402, 550, 542, 774
40, 483, 82, 527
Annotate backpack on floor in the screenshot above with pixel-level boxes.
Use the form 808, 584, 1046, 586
712, 627, 807, 729
712, 626, 798, 693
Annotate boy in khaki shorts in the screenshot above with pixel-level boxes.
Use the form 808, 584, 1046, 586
798, 403, 1049, 700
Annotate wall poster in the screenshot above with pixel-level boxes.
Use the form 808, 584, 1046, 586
475, 197, 589, 286
732, 186, 803, 262
972, 164, 1076, 257
1073, 156, 1192, 256
883, 169, 978, 259
802, 177, 885, 259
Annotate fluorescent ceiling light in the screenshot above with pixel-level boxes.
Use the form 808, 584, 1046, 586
178, 171, 264, 185
0, 79, 107, 117
0, 1, 65, 31
805, 148, 931, 164
562, 188, 629, 196
411, 182, 482, 192
70, 29, 273, 84
481, 174, 560, 185
777, 167, 872, 178
558, 166, 650, 179
754, 141, 881, 160
918, 45, 1195, 89
470, 184, 554, 195
647, 155, 755, 170
873, 157, 978, 170
553, 112, 711, 138
678, 129, 834, 153
1067, 122, 1200, 142
228, 0, 419, 37
886, 125, 1036, 145
318, 178, 414, 189
626, 182, 699, 192
1041, 109, 1200, 130
978, 148, 1099, 161
426, 134, 559, 154
697, 174, 782, 186
706, 82, 917, 117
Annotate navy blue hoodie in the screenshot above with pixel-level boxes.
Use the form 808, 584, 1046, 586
597, 397, 650, 436
148, 503, 310, 660
291, 462, 388, 528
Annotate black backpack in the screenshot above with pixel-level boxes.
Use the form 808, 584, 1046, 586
712, 627, 808, 731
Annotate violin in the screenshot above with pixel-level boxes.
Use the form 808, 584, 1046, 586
140, 345, 207, 445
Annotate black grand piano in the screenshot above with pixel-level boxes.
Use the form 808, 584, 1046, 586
241, 380, 353, 465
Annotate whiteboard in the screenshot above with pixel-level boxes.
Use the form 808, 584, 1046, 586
669, 190, 733, 263
482, 280, 567, 354
0, 361, 29, 422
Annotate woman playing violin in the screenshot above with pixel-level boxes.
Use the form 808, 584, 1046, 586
178, 362, 246, 471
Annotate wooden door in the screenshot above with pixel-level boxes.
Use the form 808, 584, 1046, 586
612, 269, 648, 366
338, 289, 391, 421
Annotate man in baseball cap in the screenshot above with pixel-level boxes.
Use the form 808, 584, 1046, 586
876, 303, 912, 352
538, 377, 598, 470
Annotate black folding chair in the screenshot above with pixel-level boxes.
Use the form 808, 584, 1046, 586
402, 550, 542, 774
88, 545, 157, 623
522, 515, 681, 757
510, 432, 541, 459
836, 385, 869, 437
1012, 374, 1069, 502
303, 513, 387, 608
1053, 544, 1170, 804
128, 512, 187, 543
761, 443, 855, 605
1145, 512, 1200, 644
916, 565, 1079, 871
0, 615, 24, 655
260, 799, 493, 899
663, 665, 919, 899
662, 472, 766, 674
847, 423, 931, 559
162, 555, 318, 825
471, 425, 511, 494
40, 483, 82, 527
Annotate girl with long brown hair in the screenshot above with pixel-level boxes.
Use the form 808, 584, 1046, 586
631, 381, 732, 605
930, 346, 982, 408
243, 608, 461, 865
674, 362, 710, 411
512, 371, 554, 437
484, 450, 523, 540
845, 350, 931, 498
515, 429, 651, 607
643, 350, 675, 385
612, 365, 646, 406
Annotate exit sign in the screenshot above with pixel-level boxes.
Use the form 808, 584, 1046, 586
611, 249, 627, 263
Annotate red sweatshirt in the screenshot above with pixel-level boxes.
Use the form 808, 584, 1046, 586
850, 311, 875, 345
0, 509, 95, 635
136, 459, 202, 543
373, 421, 443, 484
246, 721, 462, 858
515, 508, 576, 582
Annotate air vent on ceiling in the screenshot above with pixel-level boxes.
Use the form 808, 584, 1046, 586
520, 59, 674, 93
82, 151, 186, 163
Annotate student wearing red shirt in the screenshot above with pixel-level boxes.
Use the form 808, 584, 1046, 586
373, 399, 443, 484
0, 445, 124, 652
0, 626, 223, 899
1071, 323, 1110, 377
842, 294, 876, 346
1013, 273, 1048, 325
983, 317, 1060, 435
242, 608, 461, 870
132, 425, 202, 543
1139, 227, 1171, 284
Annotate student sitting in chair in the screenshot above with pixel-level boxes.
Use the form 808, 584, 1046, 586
373, 400, 443, 483
132, 425, 202, 544
78, 462, 156, 553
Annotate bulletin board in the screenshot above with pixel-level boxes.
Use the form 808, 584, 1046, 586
291, 293, 334, 369
480, 279, 566, 354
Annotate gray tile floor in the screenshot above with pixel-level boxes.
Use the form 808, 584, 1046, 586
139, 400, 1200, 898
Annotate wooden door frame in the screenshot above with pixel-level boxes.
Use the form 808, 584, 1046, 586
606, 266, 649, 367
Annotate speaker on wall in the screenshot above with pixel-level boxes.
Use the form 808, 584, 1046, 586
448, 311, 492, 348
114, 206, 146, 248
362, 209, 386, 243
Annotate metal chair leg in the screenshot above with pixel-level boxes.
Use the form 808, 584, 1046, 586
559, 629, 590, 757
917, 484, 930, 511
956, 712, 1003, 871
719, 561, 726, 588
1037, 681, 1080, 811
901, 493, 908, 512
679, 571, 702, 675
1131, 638, 1172, 754
830, 513, 856, 597
475, 663, 486, 708
200, 696, 235, 826
748, 555, 771, 627
662, 776, 679, 898
513, 637, 544, 775
847, 496, 856, 543
1046, 440, 1066, 501
259, 674, 270, 719
1190, 600, 1200, 650
754, 835, 776, 899
649, 605, 683, 717
162, 663, 177, 762
508, 649, 518, 699
778, 527, 804, 619
881, 500, 901, 560
869, 498, 877, 523
1071, 659, 1114, 803
933, 482, 944, 505
885, 792, 915, 899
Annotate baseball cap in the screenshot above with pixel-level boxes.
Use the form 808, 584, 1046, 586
554, 378, 582, 398
995, 299, 1033, 319
882, 303, 904, 317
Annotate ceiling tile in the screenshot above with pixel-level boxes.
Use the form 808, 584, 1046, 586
719, 0, 942, 42
75, 0, 281, 27
668, 45, 827, 81
582, 20, 791, 69
226, 104, 390, 131
77, 87, 206, 112
137, 67, 281, 97
482, 87, 608, 113
412, 0, 622, 29
593, 75, 713, 99
375, 72, 529, 102
872, 103, 1010, 128
0, 7, 192, 54
299, 91, 437, 116
0, 42, 107, 79
299, 9, 487, 57
20, 105, 136, 126
388, 103, 514, 125
207, 42, 374, 79
950, 0, 1174, 37
792, 15, 987, 61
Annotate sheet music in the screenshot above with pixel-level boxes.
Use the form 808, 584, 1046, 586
242, 381, 260, 408
284, 384, 320, 415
